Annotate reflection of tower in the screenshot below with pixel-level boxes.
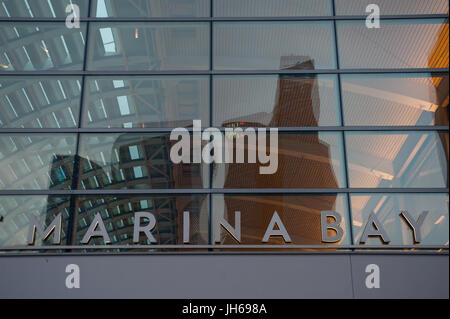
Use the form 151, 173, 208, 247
221, 57, 339, 244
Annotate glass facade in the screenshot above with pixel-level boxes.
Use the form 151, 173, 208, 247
0, 0, 448, 253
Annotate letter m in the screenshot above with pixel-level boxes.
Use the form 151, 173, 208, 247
27, 213, 62, 245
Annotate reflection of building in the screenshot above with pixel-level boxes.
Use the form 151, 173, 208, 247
220, 57, 339, 245
43, 135, 206, 246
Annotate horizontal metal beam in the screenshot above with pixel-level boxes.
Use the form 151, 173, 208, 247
0, 188, 448, 195
0, 126, 448, 133
0, 14, 448, 22
1, 69, 448, 76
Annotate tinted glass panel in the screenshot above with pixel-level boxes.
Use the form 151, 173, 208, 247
0, 134, 77, 190
337, 19, 449, 69
0, 22, 87, 71
73, 195, 208, 246
0, 0, 89, 18
82, 76, 209, 128
93, 0, 209, 17
214, 75, 340, 127
214, 0, 332, 17
0, 77, 82, 128
213, 194, 350, 246
214, 22, 336, 70
77, 133, 209, 189
341, 74, 449, 126
0, 195, 71, 248
335, 0, 449, 15
351, 194, 449, 246
87, 22, 209, 71
345, 132, 449, 188
213, 132, 346, 188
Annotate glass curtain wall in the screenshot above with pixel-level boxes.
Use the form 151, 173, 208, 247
0, 0, 448, 252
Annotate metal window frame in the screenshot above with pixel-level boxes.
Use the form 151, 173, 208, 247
1, 69, 448, 75
0, 0, 448, 254
0, 14, 448, 22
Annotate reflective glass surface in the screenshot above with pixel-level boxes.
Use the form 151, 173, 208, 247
87, 22, 209, 71
0, 22, 87, 71
0, 76, 82, 128
82, 76, 209, 128
0, 0, 89, 18
213, 194, 350, 245
0, 1, 448, 254
214, 75, 340, 127
351, 194, 449, 246
213, 132, 346, 188
77, 133, 209, 189
213, 22, 336, 70
73, 195, 208, 245
214, 0, 332, 17
337, 19, 449, 69
341, 74, 449, 126
345, 132, 449, 188
0, 134, 77, 190
93, 0, 210, 17
0, 195, 71, 248
335, 0, 449, 15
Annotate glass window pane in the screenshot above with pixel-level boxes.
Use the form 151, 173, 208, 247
341, 74, 449, 126
335, 0, 449, 15
0, 195, 71, 249
0, 76, 82, 128
0, 22, 87, 71
213, 194, 350, 246
87, 22, 209, 71
214, 0, 332, 17
213, 132, 346, 188
93, 0, 209, 17
214, 75, 340, 127
73, 195, 208, 246
345, 132, 449, 188
351, 194, 449, 246
82, 76, 209, 128
77, 133, 209, 189
214, 22, 336, 70
0, 0, 89, 18
337, 19, 449, 69
0, 134, 77, 190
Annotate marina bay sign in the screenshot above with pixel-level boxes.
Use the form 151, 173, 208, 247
26, 210, 429, 246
